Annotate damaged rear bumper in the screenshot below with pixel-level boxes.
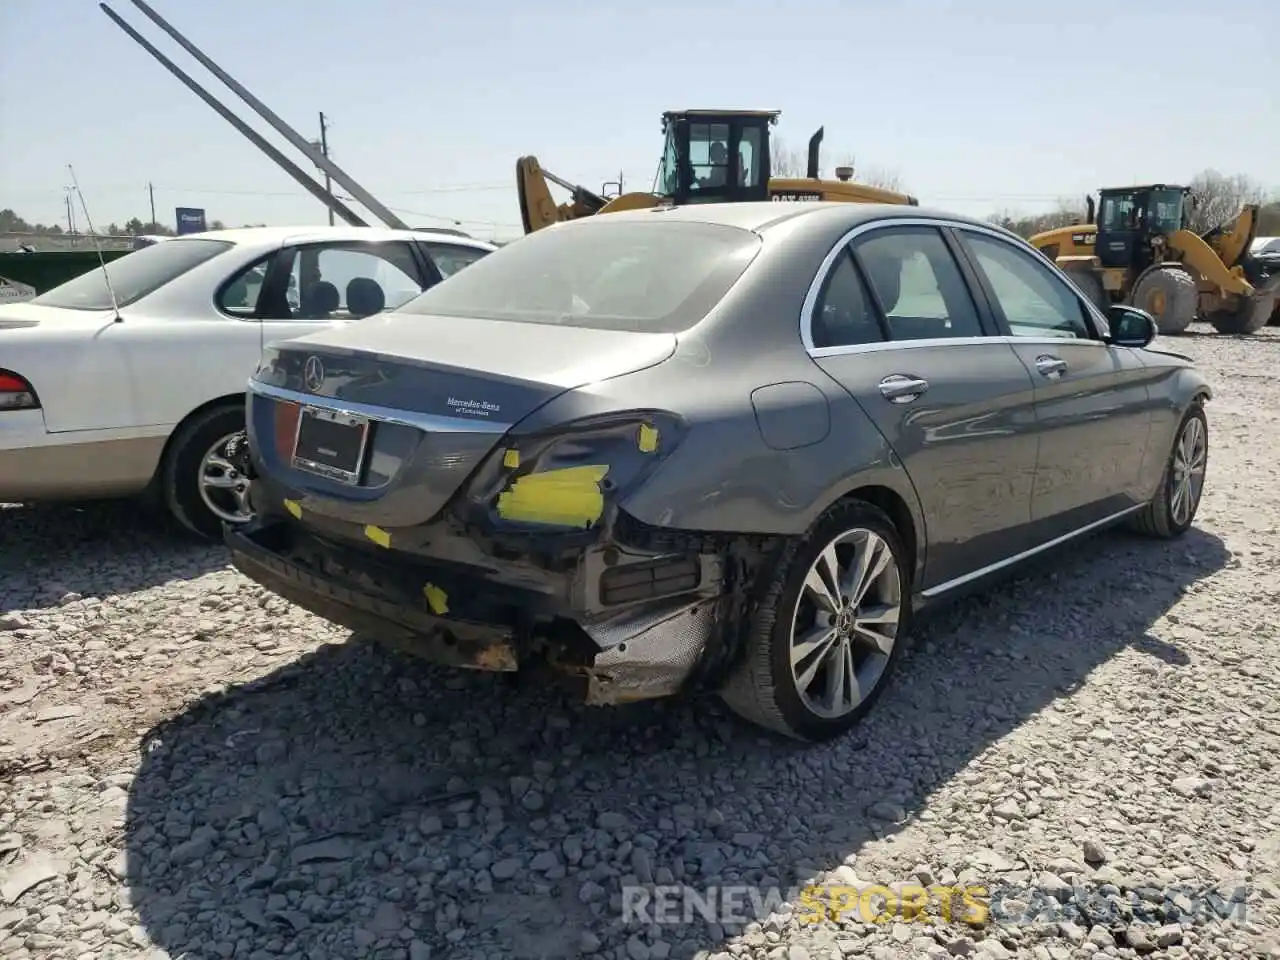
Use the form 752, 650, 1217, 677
224, 517, 733, 705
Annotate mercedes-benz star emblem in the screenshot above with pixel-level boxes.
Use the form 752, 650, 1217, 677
303, 356, 325, 392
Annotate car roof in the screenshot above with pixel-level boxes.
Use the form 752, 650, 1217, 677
182, 225, 497, 251
577, 200, 1008, 238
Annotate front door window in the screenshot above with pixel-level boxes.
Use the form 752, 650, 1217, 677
284, 242, 424, 320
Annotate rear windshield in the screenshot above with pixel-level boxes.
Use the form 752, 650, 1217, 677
395, 219, 761, 333
31, 238, 233, 310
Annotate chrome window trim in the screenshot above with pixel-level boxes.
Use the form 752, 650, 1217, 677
921, 503, 1146, 599
806, 333, 1109, 360
248, 379, 513, 434
799, 216, 1109, 356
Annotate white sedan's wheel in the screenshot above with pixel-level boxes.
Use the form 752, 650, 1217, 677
162, 404, 255, 541
721, 499, 911, 742
198, 432, 254, 526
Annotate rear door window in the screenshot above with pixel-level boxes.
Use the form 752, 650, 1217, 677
419, 242, 490, 280
810, 249, 885, 348
851, 227, 985, 340
217, 257, 273, 316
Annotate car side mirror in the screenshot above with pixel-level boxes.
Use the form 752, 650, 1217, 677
1105, 305, 1158, 347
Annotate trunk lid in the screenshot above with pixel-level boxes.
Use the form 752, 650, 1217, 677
254, 313, 676, 528
0, 302, 116, 330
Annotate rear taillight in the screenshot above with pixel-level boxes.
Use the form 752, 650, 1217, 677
0, 370, 39, 411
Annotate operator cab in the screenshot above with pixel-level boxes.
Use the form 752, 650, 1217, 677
655, 109, 779, 205
1094, 184, 1189, 272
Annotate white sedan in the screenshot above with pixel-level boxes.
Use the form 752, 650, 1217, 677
0, 225, 496, 539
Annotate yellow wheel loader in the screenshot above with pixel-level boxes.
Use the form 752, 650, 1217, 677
1029, 184, 1280, 336
517, 109, 918, 235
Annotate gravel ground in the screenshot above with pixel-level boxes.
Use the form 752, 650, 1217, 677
2, 323, 1279, 960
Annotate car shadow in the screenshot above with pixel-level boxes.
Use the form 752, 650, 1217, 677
123, 527, 1229, 960
1175, 325, 1279, 345
0, 499, 228, 613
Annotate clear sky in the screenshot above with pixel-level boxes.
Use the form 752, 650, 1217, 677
2, 0, 1274, 242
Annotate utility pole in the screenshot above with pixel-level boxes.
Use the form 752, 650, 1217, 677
148, 182, 157, 229
318, 112, 334, 226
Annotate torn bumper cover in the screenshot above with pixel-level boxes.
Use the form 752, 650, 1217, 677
224, 513, 730, 705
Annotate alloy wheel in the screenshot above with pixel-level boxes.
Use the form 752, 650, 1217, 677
198, 431, 254, 525
788, 527, 902, 720
1170, 415, 1207, 526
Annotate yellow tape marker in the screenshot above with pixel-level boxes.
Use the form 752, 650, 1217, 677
496, 464, 609, 527
502, 449, 520, 469
637, 423, 659, 453
423, 582, 449, 615
283, 499, 302, 519
364, 525, 392, 548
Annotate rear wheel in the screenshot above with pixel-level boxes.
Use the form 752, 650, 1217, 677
1128, 402, 1208, 539
1130, 266, 1197, 335
161, 404, 255, 541
1209, 277, 1280, 335
1064, 269, 1106, 311
719, 500, 911, 742
1208, 295, 1273, 335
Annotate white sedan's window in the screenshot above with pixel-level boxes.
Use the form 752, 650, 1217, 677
31, 238, 232, 311
423, 242, 489, 279
284, 242, 424, 320
218, 259, 270, 316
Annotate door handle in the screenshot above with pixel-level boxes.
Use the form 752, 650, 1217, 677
879, 374, 929, 404
1035, 355, 1068, 378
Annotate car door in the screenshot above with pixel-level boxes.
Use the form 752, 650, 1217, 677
34, 236, 264, 434
248, 240, 434, 350
805, 223, 1041, 589
950, 225, 1154, 540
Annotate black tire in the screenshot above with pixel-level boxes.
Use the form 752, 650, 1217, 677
1064, 269, 1106, 311
1208, 293, 1275, 335
1129, 266, 1197, 335
719, 499, 912, 742
1128, 402, 1208, 539
161, 404, 253, 541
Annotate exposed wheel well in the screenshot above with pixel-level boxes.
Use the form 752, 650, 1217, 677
146, 393, 246, 492
838, 484, 919, 583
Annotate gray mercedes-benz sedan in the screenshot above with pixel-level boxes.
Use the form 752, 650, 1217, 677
226, 201, 1212, 742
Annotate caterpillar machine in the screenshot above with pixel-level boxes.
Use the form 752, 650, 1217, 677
1029, 184, 1280, 336
516, 110, 919, 235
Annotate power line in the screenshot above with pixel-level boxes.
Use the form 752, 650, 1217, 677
6, 183, 1094, 203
